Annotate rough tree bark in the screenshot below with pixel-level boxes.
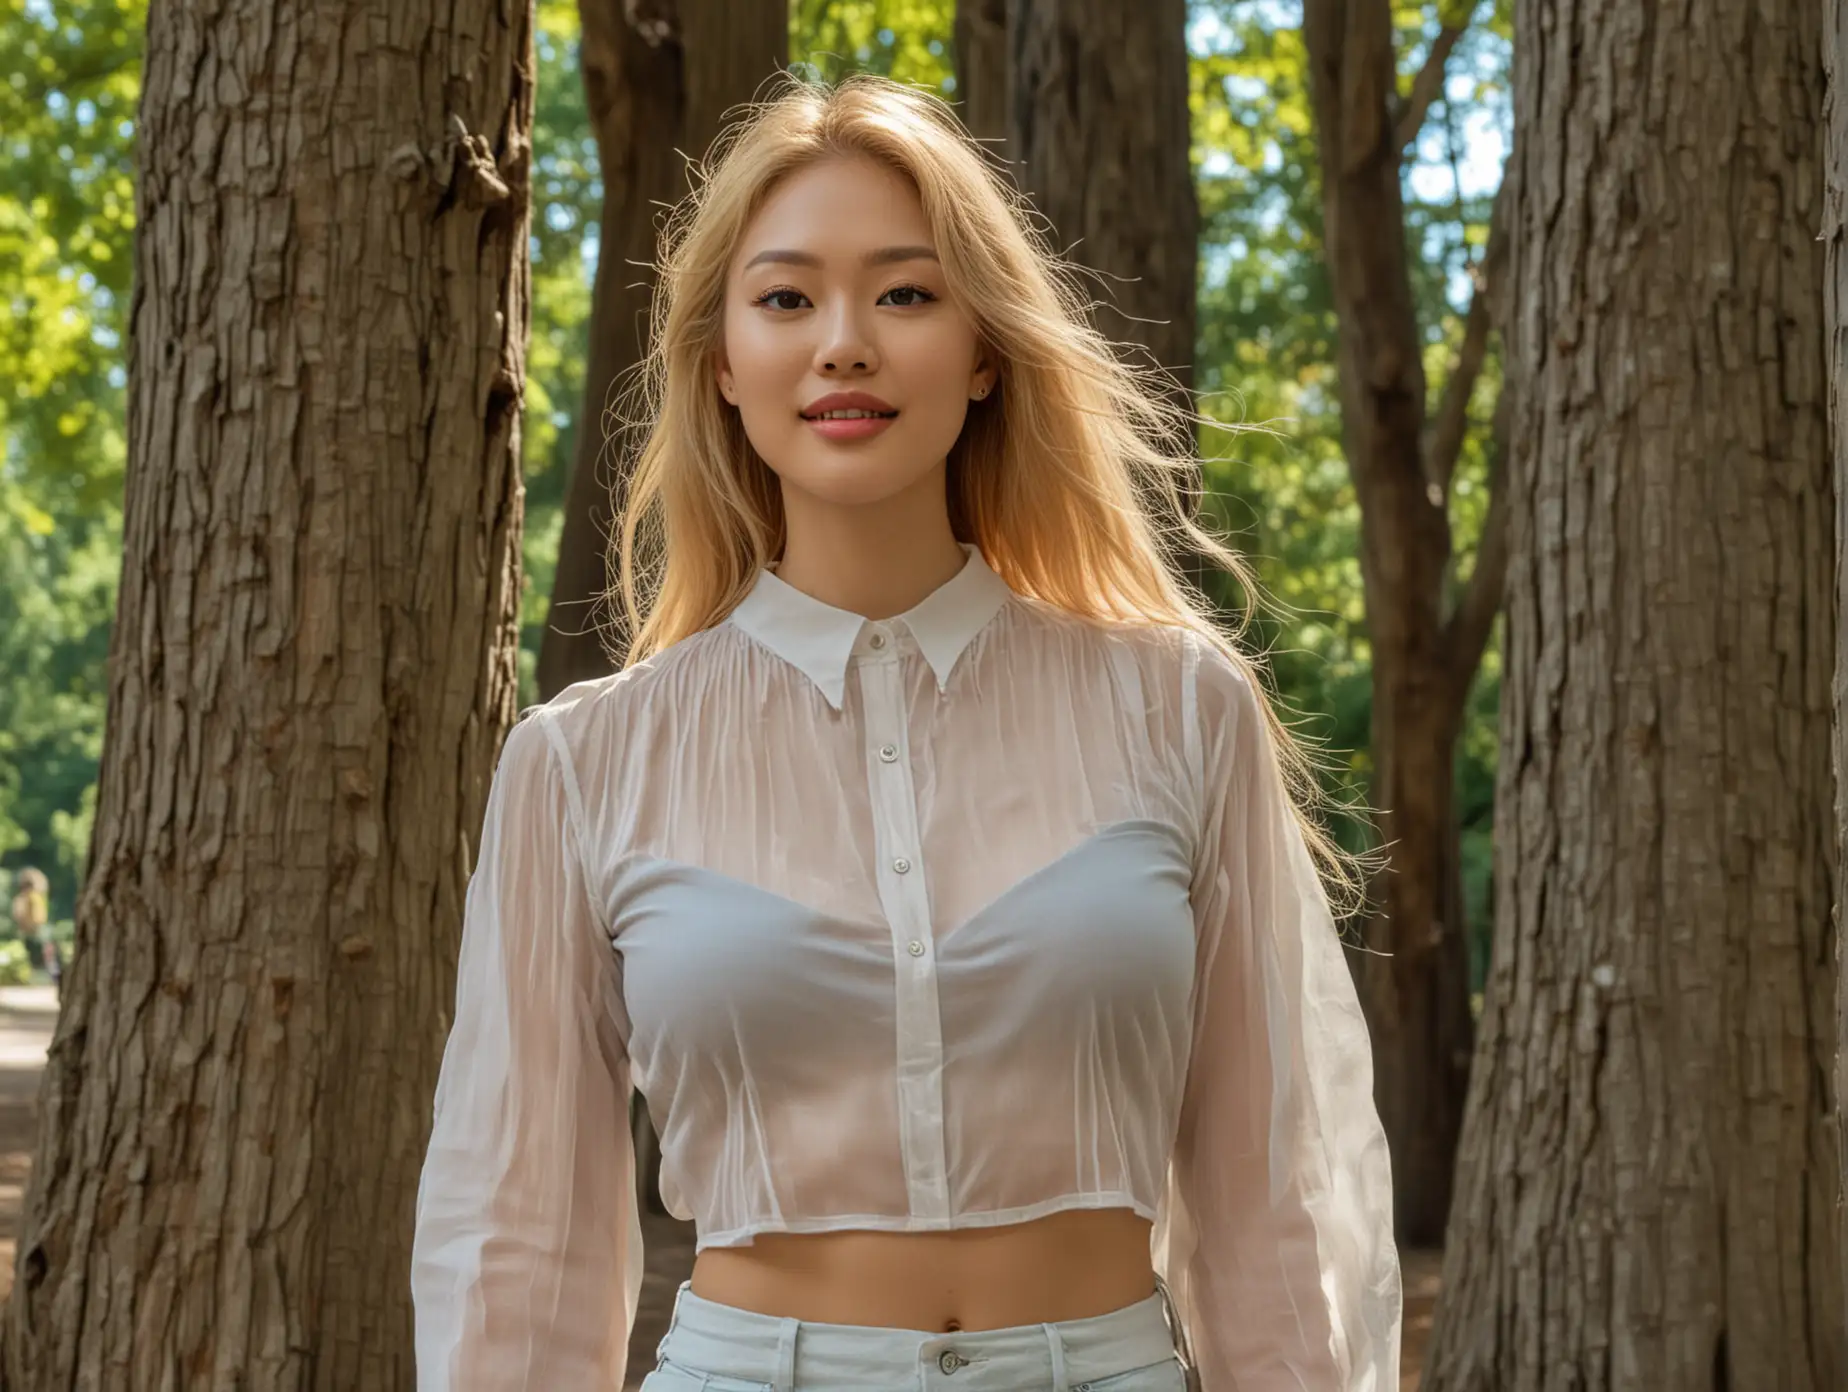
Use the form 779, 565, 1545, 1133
1299, 0, 1508, 1246
538, 1, 786, 697
0, 1, 535, 1386
1826, 0, 1848, 1327
1007, 0, 1196, 400
953, 0, 1009, 155
1005, 0, 1201, 584
1429, 0, 1841, 1385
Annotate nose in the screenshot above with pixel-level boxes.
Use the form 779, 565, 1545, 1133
814, 296, 880, 376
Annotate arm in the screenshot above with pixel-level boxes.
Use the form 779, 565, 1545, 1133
412, 711, 644, 1389
1154, 638, 1401, 1390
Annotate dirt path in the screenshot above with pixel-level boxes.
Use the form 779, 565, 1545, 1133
0, 1002, 1440, 1386
0, 985, 61, 1308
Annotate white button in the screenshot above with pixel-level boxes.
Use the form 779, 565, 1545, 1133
907, 940, 925, 957
879, 743, 899, 762
868, 631, 887, 649
893, 856, 911, 874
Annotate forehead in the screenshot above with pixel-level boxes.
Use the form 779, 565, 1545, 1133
735, 156, 934, 263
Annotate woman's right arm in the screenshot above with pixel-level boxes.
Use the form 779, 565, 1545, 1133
412, 710, 644, 1389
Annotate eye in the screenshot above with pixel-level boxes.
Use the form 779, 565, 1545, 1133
751, 287, 810, 311
880, 284, 937, 308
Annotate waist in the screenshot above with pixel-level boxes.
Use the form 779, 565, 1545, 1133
688, 1207, 1155, 1332
656, 1275, 1179, 1392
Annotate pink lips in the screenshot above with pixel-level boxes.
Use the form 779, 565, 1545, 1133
801, 390, 898, 443
807, 415, 895, 441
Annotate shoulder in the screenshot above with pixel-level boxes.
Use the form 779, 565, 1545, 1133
1019, 600, 1254, 704
513, 625, 726, 748
1005, 593, 1204, 672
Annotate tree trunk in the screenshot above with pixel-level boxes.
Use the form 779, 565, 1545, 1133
538, 2, 786, 697
1826, 0, 1848, 1326
1299, 1, 1508, 1247
0, 1, 535, 1386
1006, 0, 1196, 401
953, 0, 1009, 155
1006, 0, 1200, 586
1429, 0, 1841, 1384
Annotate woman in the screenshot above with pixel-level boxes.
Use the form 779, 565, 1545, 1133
412, 73, 1400, 1391
9, 868, 53, 1000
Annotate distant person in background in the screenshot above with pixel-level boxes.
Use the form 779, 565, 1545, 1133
9, 868, 57, 1001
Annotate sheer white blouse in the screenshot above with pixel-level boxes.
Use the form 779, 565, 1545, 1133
411, 542, 1401, 1390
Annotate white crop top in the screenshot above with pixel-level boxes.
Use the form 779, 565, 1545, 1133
411, 543, 1401, 1389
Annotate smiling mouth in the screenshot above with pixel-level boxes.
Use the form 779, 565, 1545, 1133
800, 408, 899, 421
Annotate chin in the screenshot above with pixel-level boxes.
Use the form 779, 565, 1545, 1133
774, 451, 942, 510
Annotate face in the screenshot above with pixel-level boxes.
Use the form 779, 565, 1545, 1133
715, 155, 994, 512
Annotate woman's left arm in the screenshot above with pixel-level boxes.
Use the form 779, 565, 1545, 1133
1154, 637, 1402, 1390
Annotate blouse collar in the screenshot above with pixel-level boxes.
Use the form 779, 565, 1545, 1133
727, 542, 1013, 711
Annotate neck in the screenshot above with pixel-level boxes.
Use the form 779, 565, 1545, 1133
774, 471, 967, 620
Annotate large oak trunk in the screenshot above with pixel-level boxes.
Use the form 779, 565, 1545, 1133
0, 1, 536, 1386
538, 2, 786, 697
1827, 0, 1848, 1323
1429, 0, 1841, 1384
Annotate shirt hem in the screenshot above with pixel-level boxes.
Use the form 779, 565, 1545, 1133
692, 1191, 1159, 1252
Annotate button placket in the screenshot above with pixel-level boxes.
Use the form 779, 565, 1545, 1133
857, 642, 949, 1222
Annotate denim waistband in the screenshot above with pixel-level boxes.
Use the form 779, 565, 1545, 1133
654, 1279, 1183, 1392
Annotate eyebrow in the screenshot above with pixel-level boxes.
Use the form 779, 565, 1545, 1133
740, 245, 941, 272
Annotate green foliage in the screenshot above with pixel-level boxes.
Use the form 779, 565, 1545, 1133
0, 0, 141, 917
0, 0, 144, 509
517, 0, 599, 704
0, 494, 115, 888
790, 0, 956, 91
0, 939, 34, 987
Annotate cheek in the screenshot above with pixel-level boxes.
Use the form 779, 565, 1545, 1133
895, 325, 980, 417
724, 311, 801, 385
897, 320, 978, 390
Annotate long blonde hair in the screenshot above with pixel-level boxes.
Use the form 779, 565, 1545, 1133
603, 71, 1374, 917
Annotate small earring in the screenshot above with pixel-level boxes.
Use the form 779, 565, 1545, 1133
974, 385, 989, 399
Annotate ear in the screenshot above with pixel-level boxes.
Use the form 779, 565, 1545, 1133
969, 356, 996, 401
714, 348, 737, 405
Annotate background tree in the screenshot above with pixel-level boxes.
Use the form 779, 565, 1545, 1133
539, 1, 789, 697
1831, 0, 1848, 1316
0, 0, 538, 1381
1298, 0, 1509, 1245
951, 0, 1007, 151
1430, 0, 1841, 1382
1005, 0, 1198, 407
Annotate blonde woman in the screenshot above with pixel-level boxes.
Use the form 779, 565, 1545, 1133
412, 73, 1400, 1392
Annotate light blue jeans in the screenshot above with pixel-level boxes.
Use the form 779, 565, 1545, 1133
637, 1278, 1189, 1392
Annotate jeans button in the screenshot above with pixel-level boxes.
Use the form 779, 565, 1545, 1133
938, 1349, 964, 1374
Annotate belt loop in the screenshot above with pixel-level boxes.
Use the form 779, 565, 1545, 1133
1153, 1274, 1202, 1391
655, 1279, 692, 1368
1041, 1322, 1071, 1392
773, 1314, 799, 1392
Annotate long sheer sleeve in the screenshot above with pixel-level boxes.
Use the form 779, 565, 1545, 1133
1153, 639, 1402, 1390
412, 709, 644, 1389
